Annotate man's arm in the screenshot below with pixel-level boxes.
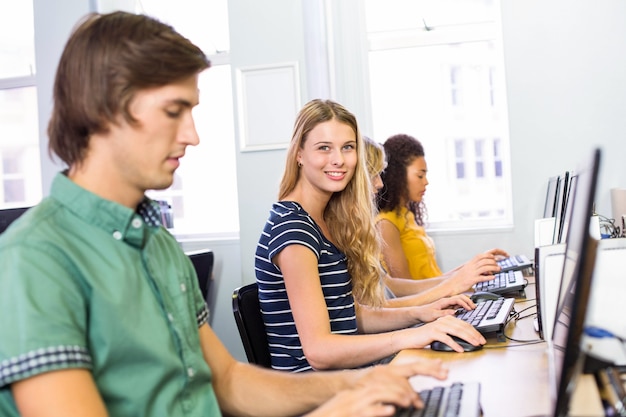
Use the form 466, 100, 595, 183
198, 324, 447, 416
12, 369, 108, 417
199, 323, 347, 416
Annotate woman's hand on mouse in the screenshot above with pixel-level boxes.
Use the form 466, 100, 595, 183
409, 316, 486, 352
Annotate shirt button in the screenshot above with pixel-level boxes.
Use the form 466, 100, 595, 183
187, 367, 195, 378
132, 218, 142, 228
167, 313, 174, 322
180, 283, 187, 292
112, 231, 123, 240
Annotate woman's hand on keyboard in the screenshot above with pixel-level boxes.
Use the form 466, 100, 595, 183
441, 251, 505, 295
411, 294, 476, 323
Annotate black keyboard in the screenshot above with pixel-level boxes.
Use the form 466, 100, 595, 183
474, 270, 518, 292
394, 383, 475, 417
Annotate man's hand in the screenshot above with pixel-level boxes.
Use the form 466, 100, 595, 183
305, 358, 448, 416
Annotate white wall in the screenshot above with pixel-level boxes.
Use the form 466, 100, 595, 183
33, 0, 90, 194
486, 0, 626, 270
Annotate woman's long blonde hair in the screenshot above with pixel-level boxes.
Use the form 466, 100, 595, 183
278, 99, 384, 307
363, 136, 386, 179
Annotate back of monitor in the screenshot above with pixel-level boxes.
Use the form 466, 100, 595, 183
535, 243, 566, 342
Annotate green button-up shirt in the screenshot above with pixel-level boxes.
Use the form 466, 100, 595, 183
0, 173, 221, 416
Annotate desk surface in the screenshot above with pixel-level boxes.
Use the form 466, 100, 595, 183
393, 281, 604, 417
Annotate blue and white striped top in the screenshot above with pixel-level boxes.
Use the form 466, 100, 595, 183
255, 201, 358, 372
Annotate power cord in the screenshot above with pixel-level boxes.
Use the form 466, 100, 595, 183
482, 304, 544, 347
511, 304, 538, 321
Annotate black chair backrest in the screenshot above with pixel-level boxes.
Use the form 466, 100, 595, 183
232, 282, 272, 368
187, 249, 214, 302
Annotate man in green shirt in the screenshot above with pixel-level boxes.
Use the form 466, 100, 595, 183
0, 11, 448, 417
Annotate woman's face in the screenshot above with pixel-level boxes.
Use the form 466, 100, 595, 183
371, 172, 384, 196
405, 156, 429, 203
296, 119, 358, 196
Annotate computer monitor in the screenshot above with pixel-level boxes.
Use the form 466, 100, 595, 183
0, 207, 30, 234
552, 171, 570, 244
543, 175, 561, 218
557, 174, 578, 244
533, 243, 566, 341
548, 148, 601, 417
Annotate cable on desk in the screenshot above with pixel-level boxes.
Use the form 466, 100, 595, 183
507, 303, 536, 322
494, 339, 545, 347
511, 304, 538, 322
485, 304, 544, 346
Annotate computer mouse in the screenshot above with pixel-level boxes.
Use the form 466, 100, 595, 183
470, 290, 501, 303
430, 335, 484, 353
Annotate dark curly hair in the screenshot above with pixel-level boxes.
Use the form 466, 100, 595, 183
376, 133, 427, 226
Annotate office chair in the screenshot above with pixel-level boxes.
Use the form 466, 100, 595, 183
232, 282, 272, 368
186, 249, 214, 303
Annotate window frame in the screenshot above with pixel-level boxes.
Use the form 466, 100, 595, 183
0, 73, 41, 208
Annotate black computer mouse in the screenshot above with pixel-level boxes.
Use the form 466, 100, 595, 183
470, 290, 501, 303
430, 335, 484, 352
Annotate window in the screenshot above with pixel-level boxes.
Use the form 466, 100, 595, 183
136, 0, 240, 236
0, 1, 41, 208
454, 139, 465, 179
474, 139, 484, 178
494, 138, 503, 177
364, 0, 513, 230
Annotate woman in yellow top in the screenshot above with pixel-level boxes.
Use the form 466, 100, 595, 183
375, 134, 507, 281
365, 136, 507, 304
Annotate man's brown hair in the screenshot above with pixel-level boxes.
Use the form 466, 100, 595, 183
47, 11, 211, 166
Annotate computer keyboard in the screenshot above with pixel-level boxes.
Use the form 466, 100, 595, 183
394, 382, 481, 417
473, 270, 526, 295
457, 298, 504, 326
497, 254, 532, 272
455, 297, 515, 335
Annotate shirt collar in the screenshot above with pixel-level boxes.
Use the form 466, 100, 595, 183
49, 172, 162, 248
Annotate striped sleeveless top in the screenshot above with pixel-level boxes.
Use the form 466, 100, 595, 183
255, 201, 358, 372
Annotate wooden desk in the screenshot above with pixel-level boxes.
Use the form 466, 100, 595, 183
393, 282, 604, 417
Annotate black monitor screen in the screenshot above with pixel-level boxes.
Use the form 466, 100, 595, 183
0, 207, 30, 234
550, 148, 601, 417
552, 172, 569, 244
557, 174, 578, 244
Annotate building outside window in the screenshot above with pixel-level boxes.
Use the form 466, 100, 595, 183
364, 0, 513, 229
128, 0, 240, 237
